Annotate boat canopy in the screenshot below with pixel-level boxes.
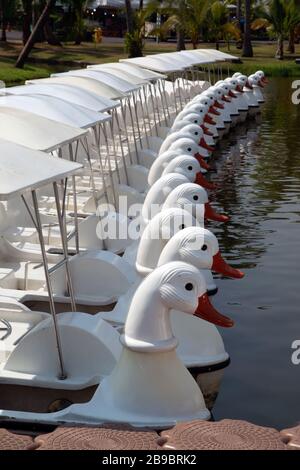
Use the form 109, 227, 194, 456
195, 49, 237, 61
0, 139, 82, 200
175, 51, 216, 65
90, 62, 167, 81
88, 64, 149, 86
52, 69, 140, 93
27, 76, 126, 100
2, 83, 118, 112
120, 56, 185, 73
0, 94, 111, 129
0, 107, 87, 152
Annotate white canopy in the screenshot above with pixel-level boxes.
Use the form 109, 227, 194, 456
0, 107, 87, 153
153, 52, 205, 68
27, 76, 126, 100
90, 62, 167, 81
0, 139, 82, 200
88, 64, 149, 86
2, 83, 118, 112
51, 69, 138, 94
120, 56, 185, 73
195, 49, 237, 61
176, 51, 216, 65
0, 94, 111, 129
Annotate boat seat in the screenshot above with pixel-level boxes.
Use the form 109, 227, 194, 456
0, 309, 48, 365
0, 261, 46, 291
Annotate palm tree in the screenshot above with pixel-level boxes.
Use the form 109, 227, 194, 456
150, 0, 211, 50
208, 1, 241, 50
22, 0, 33, 45
0, 0, 18, 42
242, 0, 253, 57
286, 0, 300, 53
252, 0, 300, 59
16, 0, 56, 68
183, 0, 211, 49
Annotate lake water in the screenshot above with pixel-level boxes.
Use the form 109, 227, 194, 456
208, 78, 300, 429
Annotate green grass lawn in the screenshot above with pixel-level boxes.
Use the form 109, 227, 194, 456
0, 39, 300, 85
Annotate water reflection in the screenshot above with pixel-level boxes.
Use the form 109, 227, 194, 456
209, 78, 300, 429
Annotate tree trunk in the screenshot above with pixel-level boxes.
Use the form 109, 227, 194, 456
0, 0, 7, 42
287, 28, 295, 54
44, 20, 62, 46
242, 0, 253, 57
176, 27, 185, 51
125, 0, 134, 34
216, 40, 219, 50
22, 0, 33, 45
16, 0, 56, 68
237, 0, 242, 29
275, 34, 284, 60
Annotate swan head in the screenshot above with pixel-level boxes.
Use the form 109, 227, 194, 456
123, 262, 232, 351
187, 100, 210, 113
183, 102, 208, 119
141, 173, 189, 223
225, 77, 243, 93
162, 183, 207, 223
162, 155, 216, 190
237, 74, 248, 87
168, 136, 200, 158
173, 112, 203, 128
249, 73, 263, 88
215, 82, 233, 102
174, 124, 213, 156
255, 70, 268, 85
197, 93, 214, 107
158, 226, 244, 281
177, 123, 204, 142
209, 86, 224, 102
136, 208, 199, 276
162, 182, 229, 223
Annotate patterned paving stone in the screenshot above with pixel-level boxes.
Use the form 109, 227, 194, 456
34, 424, 161, 450
160, 419, 288, 450
0, 428, 34, 450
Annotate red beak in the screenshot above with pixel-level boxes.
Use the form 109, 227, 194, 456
195, 172, 217, 190
204, 202, 229, 223
209, 106, 220, 116
201, 124, 214, 136
262, 76, 268, 84
236, 84, 243, 92
246, 81, 253, 89
199, 137, 214, 152
194, 293, 234, 328
195, 153, 211, 171
212, 251, 244, 279
204, 114, 216, 125
214, 100, 224, 109
222, 95, 231, 103
258, 79, 264, 88
229, 90, 237, 98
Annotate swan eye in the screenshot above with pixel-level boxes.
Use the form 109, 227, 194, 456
188, 165, 193, 171
193, 195, 198, 201
195, 132, 198, 135
194, 120, 198, 123
187, 147, 192, 152
185, 283, 194, 291
179, 224, 185, 229
201, 244, 208, 251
